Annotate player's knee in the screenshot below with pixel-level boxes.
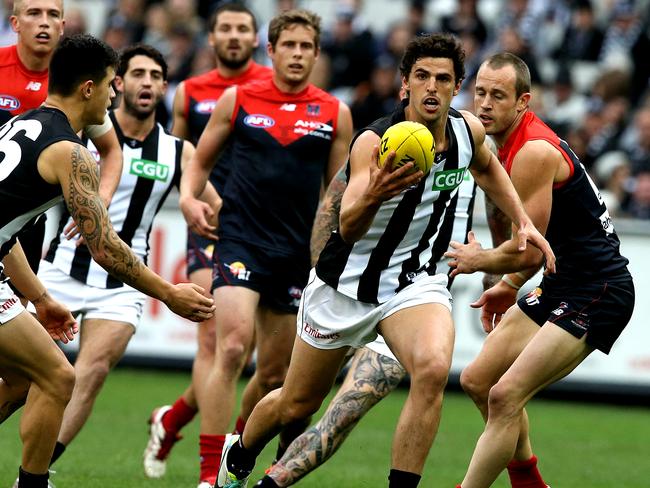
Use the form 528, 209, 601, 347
49, 361, 75, 404
410, 357, 449, 395
460, 365, 490, 404
255, 366, 288, 394
74, 359, 111, 397
280, 397, 321, 426
487, 381, 519, 419
217, 339, 249, 376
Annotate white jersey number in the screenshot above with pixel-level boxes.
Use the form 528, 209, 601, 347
0, 119, 43, 181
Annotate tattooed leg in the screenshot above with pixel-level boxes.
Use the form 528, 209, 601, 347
266, 347, 406, 486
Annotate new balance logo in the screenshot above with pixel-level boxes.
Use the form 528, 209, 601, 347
280, 103, 296, 111
25, 81, 42, 91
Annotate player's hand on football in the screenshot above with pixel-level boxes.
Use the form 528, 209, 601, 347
515, 221, 556, 275
180, 196, 218, 240
33, 292, 79, 343
165, 282, 216, 322
470, 280, 518, 333
445, 231, 483, 277
368, 146, 423, 201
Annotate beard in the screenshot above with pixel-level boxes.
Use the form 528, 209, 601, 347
216, 45, 253, 70
123, 92, 159, 120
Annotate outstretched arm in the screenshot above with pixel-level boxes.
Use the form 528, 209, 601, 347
39, 141, 215, 322
450, 112, 555, 275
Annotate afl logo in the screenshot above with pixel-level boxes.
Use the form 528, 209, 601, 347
0, 95, 20, 111
195, 100, 217, 114
244, 114, 275, 128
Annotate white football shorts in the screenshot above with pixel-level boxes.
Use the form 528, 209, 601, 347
28, 260, 145, 329
0, 280, 26, 324
297, 269, 452, 351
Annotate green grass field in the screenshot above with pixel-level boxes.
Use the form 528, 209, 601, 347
0, 368, 647, 487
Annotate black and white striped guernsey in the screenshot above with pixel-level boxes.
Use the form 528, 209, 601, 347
0, 107, 81, 262
45, 112, 182, 288
316, 104, 476, 304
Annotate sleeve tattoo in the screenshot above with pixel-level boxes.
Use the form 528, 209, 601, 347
310, 166, 348, 266
268, 348, 406, 485
67, 145, 145, 285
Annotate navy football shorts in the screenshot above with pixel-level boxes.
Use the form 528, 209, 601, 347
517, 276, 635, 354
212, 238, 310, 314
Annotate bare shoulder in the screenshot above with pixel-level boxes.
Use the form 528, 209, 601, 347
37, 140, 86, 184
517, 139, 564, 166
350, 129, 380, 157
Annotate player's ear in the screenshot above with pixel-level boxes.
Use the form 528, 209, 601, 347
81, 80, 94, 100
113, 76, 125, 94
266, 41, 274, 57
401, 77, 409, 97
9, 15, 19, 33
517, 92, 531, 112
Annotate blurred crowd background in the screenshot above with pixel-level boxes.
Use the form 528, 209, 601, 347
1, 0, 650, 220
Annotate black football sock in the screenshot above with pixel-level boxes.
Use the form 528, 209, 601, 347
49, 441, 66, 466
388, 469, 421, 487
17, 467, 49, 488
227, 436, 259, 478
273, 441, 287, 464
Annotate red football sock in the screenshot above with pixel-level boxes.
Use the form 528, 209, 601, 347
507, 455, 547, 488
162, 397, 197, 433
234, 415, 246, 435
199, 434, 226, 484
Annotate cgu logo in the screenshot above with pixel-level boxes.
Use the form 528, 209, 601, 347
431, 168, 466, 190
195, 100, 217, 114
130, 158, 169, 182
244, 114, 275, 128
0, 95, 19, 111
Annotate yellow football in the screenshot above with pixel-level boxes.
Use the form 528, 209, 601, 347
378, 121, 435, 175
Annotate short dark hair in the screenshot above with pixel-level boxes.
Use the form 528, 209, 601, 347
117, 44, 168, 80
399, 33, 466, 83
268, 9, 321, 50
208, 2, 258, 33
483, 52, 531, 98
49, 34, 118, 97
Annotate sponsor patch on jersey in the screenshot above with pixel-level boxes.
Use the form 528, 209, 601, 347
130, 158, 170, 182
0, 95, 20, 111
599, 209, 615, 234
195, 100, 217, 114
244, 114, 275, 128
294, 120, 333, 140
431, 168, 466, 191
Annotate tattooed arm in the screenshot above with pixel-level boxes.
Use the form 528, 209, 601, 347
267, 347, 406, 486
310, 165, 348, 266
37, 141, 215, 322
